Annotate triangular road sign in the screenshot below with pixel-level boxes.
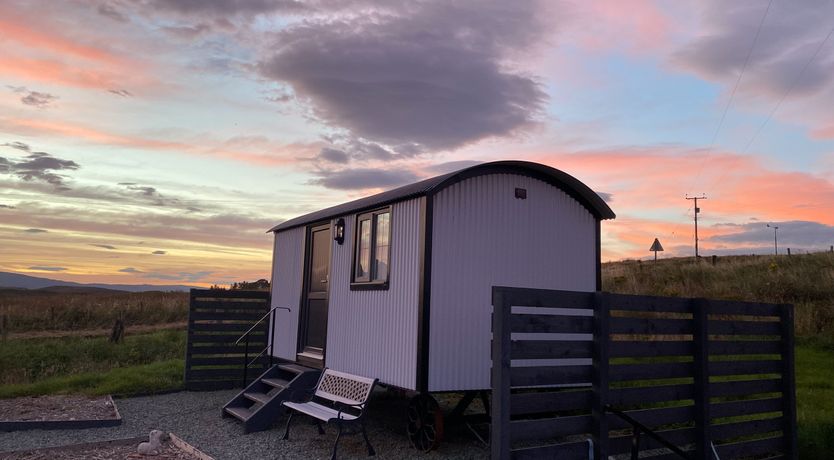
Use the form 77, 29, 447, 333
650, 238, 664, 252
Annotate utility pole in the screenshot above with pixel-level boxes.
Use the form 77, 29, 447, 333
686, 195, 707, 259
767, 223, 779, 255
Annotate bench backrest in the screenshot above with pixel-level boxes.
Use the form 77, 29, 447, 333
314, 369, 377, 407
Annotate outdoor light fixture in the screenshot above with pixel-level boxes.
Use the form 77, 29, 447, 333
334, 218, 345, 245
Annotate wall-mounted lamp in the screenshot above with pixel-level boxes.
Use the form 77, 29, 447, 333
334, 218, 345, 245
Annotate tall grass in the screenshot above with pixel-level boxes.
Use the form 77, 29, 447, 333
0, 330, 186, 386
603, 252, 834, 336
0, 290, 188, 334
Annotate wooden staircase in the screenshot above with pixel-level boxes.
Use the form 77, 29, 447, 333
222, 363, 321, 433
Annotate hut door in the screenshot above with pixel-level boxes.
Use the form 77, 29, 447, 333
298, 223, 330, 367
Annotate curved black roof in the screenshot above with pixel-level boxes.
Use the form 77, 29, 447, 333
269, 160, 615, 232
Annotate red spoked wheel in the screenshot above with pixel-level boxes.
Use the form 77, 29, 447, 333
406, 393, 444, 452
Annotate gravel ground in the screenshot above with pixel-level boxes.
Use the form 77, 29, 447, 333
0, 390, 488, 459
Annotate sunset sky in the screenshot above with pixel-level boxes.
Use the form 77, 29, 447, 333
2, 0, 834, 287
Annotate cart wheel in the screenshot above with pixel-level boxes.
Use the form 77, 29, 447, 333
406, 393, 444, 452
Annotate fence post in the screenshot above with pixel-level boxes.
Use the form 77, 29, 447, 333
491, 287, 511, 460
592, 291, 610, 460
692, 298, 711, 460
780, 304, 798, 460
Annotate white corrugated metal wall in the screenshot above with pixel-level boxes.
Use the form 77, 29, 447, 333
428, 174, 597, 391
270, 226, 305, 361
326, 198, 423, 389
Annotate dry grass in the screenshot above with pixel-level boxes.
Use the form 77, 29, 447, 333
0, 290, 188, 335
603, 252, 834, 336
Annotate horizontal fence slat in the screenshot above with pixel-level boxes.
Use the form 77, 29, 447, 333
716, 435, 783, 459
609, 427, 694, 455
510, 414, 593, 443
186, 367, 266, 379
708, 299, 782, 316
609, 340, 692, 358
190, 300, 270, 310
709, 320, 781, 336
609, 383, 694, 407
187, 333, 265, 343
710, 416, 783, 442
185, 380, 240, 391
711, 397, 783, 419
607, 405, 694, 431
607, 293, 691, 313
188, 357, 268, 366
710, 378, 782, 397
187, 323, 263, 332
511, 389, 593, 415
709, 360, 782, 377
187, 345, 252, 355
495, 286, 595, 309
189, 311, 265, 321
190, 289, 270, 300
609, 317, 692, 335
709, 340, 782, 355
511, 365, 592, 387
511, 440, 589, 460
510, 315, 593, 334
511, 340, 593, 359
609, 362, 692, 381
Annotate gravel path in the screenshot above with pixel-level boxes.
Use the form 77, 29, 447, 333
0, 390, 488, 459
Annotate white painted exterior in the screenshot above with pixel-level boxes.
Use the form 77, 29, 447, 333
325, 198, 422, 389
269, 169, 603, 392
270, 226, 305, 361
428, 174, 597, 391
270, 198, 423, 389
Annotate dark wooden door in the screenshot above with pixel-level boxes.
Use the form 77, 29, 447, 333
298, 223, 330, 365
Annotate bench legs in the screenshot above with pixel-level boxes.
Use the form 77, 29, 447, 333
331, 421, 343, 460
361, 419, 376, 456
284, 411, 375, 459
282, 411, 295, 440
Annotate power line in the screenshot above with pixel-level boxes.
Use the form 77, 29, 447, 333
704, 20, 834, 195
742, 23, 834, 153
711, 0, 773, 147
691, 0, 773, 191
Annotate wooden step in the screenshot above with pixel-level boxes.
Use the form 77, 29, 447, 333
243, 392, 271, 405
224, 406, 252, 422
279, 363, 315, 375
262, 378, 290, 389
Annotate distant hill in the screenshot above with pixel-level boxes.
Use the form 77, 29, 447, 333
0, 271, 197, 292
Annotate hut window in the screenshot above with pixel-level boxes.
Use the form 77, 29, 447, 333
352, 207, 391, 289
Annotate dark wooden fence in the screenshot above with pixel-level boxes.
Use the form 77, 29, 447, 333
184, 289, 271, 391
491, 287, 796, 460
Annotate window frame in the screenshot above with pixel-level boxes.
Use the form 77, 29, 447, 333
350, 206, 392, 291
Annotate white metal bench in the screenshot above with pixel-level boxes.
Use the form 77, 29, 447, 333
282, 368, 378, 459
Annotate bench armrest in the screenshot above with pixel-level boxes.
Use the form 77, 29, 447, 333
334, 401, 368, 420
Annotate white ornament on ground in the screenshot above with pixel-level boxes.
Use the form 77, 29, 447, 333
137, 429, 168, 455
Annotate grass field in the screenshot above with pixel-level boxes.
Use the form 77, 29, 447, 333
603, 252, 834, 336
0, 330, 186, 398
794, 336, 834, 458
0, 289, 188, 335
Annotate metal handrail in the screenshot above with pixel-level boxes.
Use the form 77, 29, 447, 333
235, 304, 291, 386
605, 405, 694, 460
235, 305, 290, 345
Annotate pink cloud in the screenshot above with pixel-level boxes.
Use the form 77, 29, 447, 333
527, 147, 834, 258
0, 117, 315, 166
559, 0, 677, 54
